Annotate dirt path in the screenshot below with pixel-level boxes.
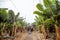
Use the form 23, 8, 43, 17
32, 31, 45, 40
14, 31, 45, 40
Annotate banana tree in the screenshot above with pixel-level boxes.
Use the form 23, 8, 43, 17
33, 0, 60, 40
7, 10, 21, 36
33, 0, 55, 39
7, 10, 15, 36
34, 16, 44, 31
43, 0, 60, 40
33, 3, 53, 39
18, 17, 27, 32
43, 0, 60, 26
0, 8, 8, 40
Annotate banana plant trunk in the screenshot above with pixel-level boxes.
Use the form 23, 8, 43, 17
0, 26, 4, 40
14, 25, 17, 36
11, 25, 16, 40
41, 24, 46, 40
0, 28, 3, 40
55, 24, 60, 40
12, 25, 16, 36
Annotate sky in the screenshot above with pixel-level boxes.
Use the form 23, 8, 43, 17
0, 0, 43, 23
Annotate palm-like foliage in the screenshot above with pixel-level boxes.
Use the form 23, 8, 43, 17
0, 8, 27, 38
0, 8, 8, 22
33, 0, 60, 39
33, 0, 60, 28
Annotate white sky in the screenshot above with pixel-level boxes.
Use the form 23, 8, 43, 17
0, 0, 43, 23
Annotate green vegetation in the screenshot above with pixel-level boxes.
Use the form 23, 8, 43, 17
0, 0, 60, 40
0, 8, 27, 40
33, 0, 60, 32
33, 0, 60, 39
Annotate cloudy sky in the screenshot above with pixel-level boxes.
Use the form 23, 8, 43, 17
0, 0, 43, 23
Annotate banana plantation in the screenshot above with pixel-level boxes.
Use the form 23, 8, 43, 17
0, 0, 60, 40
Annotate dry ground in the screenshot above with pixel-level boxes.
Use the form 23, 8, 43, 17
14, 31, 45, 40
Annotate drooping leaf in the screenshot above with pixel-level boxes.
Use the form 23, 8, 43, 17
43, 0, 53, 7
43, 0, 49, 7
45, 19, 52, 23
33, 11, 43, 16
39, 16, 44, 23
36, 3, 44, 11
52, 0, 56, 4
15, 12, 20, 21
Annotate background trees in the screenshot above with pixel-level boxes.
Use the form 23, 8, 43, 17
0, 8, 27, 40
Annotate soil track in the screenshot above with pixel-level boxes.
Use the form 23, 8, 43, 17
14, 31, 45, 40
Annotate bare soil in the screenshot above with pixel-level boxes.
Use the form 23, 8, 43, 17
14, 31, 45, 40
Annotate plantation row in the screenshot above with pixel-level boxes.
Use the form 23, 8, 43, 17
33, 0, 60, 40
0, 8, 29, 40
0, 0, 60, 40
